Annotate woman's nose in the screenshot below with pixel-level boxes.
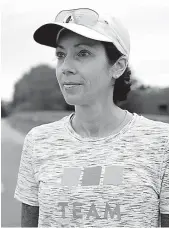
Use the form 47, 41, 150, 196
61, 57, 76, 75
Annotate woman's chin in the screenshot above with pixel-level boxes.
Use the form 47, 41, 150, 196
64, 97, 82, 106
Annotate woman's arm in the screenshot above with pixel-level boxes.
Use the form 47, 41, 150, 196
21, 203, 39, 227
161, 213, 169, 227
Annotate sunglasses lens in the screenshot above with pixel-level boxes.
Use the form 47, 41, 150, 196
74, 9, 98, 25
55, 8, 98, 26
55, 11, 69, 22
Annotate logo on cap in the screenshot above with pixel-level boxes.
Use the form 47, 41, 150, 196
64, 14, 74, 23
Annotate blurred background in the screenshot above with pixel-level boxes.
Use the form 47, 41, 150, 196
1, 0, 169, 226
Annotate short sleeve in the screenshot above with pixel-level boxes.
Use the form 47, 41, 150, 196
14, 129, 39, 206
159, 139, 169, 214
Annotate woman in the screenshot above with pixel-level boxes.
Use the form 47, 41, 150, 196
14, 8, 169, 227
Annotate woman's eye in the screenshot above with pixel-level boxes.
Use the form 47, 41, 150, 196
55, 52, 65, 59
78, 50, 91, 57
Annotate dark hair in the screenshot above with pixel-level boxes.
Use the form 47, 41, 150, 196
101, 42, 132, 105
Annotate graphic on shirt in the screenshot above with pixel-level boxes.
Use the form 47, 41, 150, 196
61, 165, 124, 187
57, 201, 121, 220
82, 166, 102, 186
59, 165, 123, 220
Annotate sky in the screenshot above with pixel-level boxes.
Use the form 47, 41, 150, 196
1, 0, 169, 101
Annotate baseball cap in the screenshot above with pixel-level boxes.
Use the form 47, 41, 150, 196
33, 8, 130, 57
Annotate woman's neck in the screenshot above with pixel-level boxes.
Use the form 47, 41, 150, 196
71, 106, 132, 138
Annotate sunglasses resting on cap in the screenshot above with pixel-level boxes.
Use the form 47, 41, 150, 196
33, 8, 130, 58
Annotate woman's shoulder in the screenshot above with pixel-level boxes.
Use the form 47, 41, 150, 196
25, 114, 70, 140
134, 113, 169, 139
138, 114, 169, 129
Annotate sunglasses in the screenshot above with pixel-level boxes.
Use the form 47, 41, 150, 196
54, 8, 104, 27
54, 8, 127, 57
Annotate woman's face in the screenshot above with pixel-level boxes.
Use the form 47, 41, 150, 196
55, 30, 113, 106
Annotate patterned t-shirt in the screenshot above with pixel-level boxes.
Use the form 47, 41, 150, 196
14, 111, 169, 227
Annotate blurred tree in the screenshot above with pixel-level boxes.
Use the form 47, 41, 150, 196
1, 100, 13, 117
12, 63, 160, 114
12, 65, 67, 112
1, 100, 7, 118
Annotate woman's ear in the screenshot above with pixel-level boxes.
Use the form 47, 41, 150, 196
111, 56, 128, 79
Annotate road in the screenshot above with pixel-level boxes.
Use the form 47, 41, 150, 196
1, 119, 25, 227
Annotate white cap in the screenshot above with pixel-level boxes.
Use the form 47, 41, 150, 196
33, 8, 130, 58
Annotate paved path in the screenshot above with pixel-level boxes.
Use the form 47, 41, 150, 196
1, 119, 25, 227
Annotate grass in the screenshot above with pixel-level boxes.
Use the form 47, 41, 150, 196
7, 110, 169, 135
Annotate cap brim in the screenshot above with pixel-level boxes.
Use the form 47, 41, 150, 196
34, 22, 114, 48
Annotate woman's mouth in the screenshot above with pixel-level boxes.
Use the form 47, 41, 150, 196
64, 84, 82, 89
